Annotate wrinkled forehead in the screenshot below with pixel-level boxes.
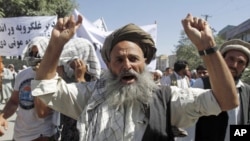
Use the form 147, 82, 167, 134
110, 41, 144, 57
224, 49, 249, 61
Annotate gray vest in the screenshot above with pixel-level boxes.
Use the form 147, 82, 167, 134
142, 86, 174, 141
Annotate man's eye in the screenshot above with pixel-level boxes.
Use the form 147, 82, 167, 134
130, 57, 138, 62
117, 58, 123, 62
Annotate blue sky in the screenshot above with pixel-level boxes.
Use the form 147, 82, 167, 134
76, 0, 250, 56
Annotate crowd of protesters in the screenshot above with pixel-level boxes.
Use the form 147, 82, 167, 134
0, 13, 249, 141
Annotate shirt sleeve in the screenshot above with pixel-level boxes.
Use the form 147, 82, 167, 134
31, 75, 93, 120
170, 86, 221, 128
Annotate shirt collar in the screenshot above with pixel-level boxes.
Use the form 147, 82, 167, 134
236, 80, 244, 88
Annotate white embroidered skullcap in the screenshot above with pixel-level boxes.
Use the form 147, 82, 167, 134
155, 69, 163, 77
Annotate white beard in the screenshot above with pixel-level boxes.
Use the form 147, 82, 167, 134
104, 69, 159, 107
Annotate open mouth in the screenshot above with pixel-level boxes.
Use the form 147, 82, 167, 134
121, 74, 136, 84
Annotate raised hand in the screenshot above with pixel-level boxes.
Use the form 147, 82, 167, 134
70, 58, 87, 82
181, 13, 216, 50
36, 15, 83, 80
50, 15, 83, 47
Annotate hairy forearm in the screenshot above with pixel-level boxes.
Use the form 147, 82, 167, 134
202, 51, 238, 110
36, 41, 64, 80
181, 13, 238, 111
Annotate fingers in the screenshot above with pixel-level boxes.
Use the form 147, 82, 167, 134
182, 13, 215, 49
55, 15, 82, 32
0, 123, 8, 136
70, 59, 85, 70
181, 13, 192, 31
56, 17, 69, 30
76, 15, 83, 29
182, 13, 207, 30
63, 16, 70, 30
75, 59, 86, 70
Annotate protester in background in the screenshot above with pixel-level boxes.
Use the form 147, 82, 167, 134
196, 64, 208, 78
192, 65, 209, 89
160, 67, 172, 84
0, 37, 58, 141
0, 62, 14, 104
161, 60, 190, 88
191, 39, 250, 141
58, 37, 101, 81
152, 69, 163, 85
56, 58, 87, 141
164, 67, 173, 76
57, 37, 101, 141
7, 64, 17, 88
30, 14, 238, 141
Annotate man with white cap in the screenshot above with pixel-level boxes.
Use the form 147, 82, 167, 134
30, 14, 239, 141
190, 39, 250, 141
0, 36, 59, 141
153, 69, 163, 85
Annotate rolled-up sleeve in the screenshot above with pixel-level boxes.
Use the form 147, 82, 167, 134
170, 86, 221, 128
31, 75, 93, 120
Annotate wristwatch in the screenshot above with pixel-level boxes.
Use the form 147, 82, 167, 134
198, 47, 218, 56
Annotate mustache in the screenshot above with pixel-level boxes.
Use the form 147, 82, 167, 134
118, 69, 138, 78
228, 66, 238, 74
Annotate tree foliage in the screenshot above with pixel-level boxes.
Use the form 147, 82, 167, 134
241, 67, 250, 84
175, 30, 203, 70
0, 0, 78, 18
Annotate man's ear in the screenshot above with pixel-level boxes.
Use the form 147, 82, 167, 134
144, 58, 147, 63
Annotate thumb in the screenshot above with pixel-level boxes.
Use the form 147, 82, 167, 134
75, 15, 83, 30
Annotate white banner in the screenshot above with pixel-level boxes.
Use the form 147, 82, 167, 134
73, 9, 158, 69
0, 16, 57, 56
93, 17, 108, 32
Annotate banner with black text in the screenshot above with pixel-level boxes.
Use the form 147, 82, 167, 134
0, 16, 57, 56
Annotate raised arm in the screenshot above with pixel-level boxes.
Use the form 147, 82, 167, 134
36, 15, 83, 80
181, 13, 238, 110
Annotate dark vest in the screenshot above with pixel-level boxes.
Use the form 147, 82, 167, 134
195, 77, 250, 141
142, 86, 174, 141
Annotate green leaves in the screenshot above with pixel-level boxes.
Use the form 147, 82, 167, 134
0, 0, 77, 17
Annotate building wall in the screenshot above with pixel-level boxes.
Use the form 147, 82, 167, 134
218, 18, 250, 43
156, 55, 168, 71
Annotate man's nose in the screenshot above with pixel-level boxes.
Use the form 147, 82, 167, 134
230, 61, 239, 68
122, 59, 132, 70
